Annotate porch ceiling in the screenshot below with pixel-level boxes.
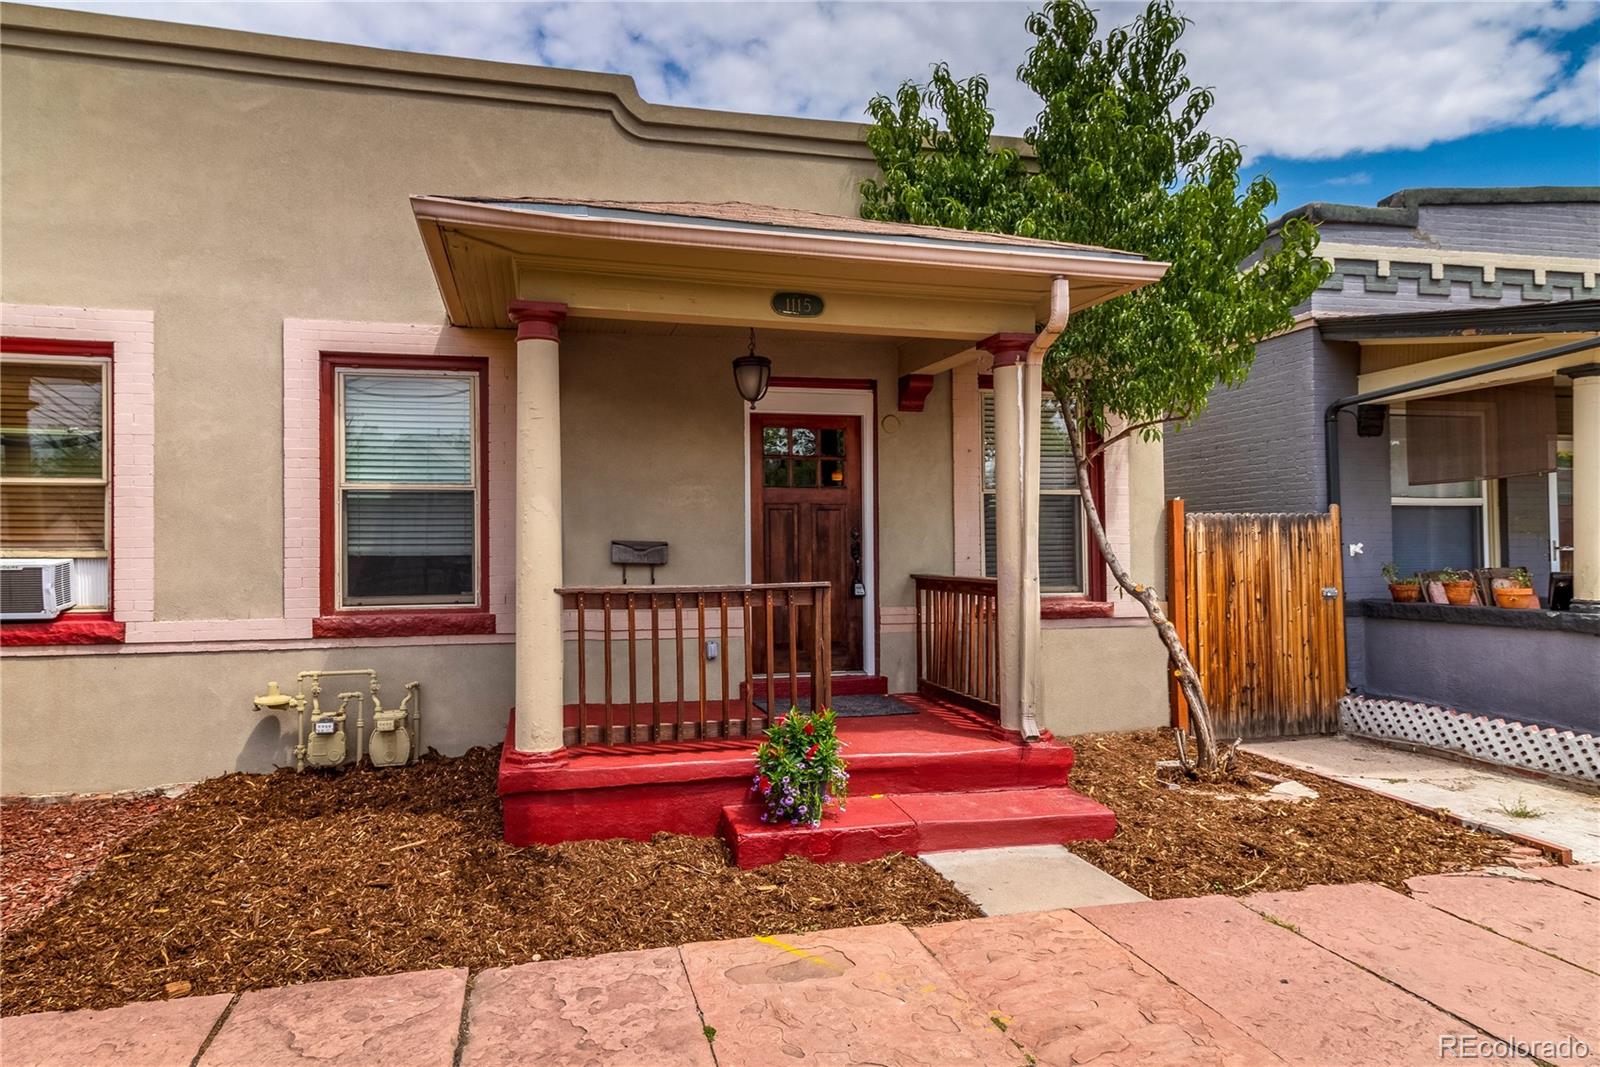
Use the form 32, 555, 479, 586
411, 195, 1169, 340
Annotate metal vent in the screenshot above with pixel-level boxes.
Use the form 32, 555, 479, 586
1, 568, 45, 614
51, 561, 72, 605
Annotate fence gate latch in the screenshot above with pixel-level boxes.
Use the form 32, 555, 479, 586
1321, 586, 1339, 599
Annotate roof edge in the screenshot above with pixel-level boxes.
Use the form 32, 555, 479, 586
1316, 297, 1600, 341
1268, 185, 1600, 234
0, 1, 924, 161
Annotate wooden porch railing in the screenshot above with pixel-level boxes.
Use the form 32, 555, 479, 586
557, 581, 833, 746
912, 574, 1000, 719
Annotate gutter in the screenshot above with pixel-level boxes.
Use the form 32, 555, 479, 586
1323, 335, 1600, 506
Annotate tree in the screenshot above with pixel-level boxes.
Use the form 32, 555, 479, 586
860, 0, 1328, 774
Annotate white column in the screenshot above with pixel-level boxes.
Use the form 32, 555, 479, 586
509, 300, 569, 751
981, 333, 1043, 737
1570, 365, 1600, 614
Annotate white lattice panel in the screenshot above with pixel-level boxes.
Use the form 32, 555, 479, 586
1340, 695, 1600, 783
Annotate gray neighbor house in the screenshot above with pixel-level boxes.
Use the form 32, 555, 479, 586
1165, 187, 1599, 781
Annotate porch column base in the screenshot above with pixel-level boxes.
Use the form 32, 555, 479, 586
510, 300, 569, 753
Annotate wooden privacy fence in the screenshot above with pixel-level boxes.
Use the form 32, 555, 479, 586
558, 582, 832, 746
913, 574, 1000, 719
1167, 501, 1346, 739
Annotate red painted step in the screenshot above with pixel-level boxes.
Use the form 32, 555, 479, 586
720, 786, 1115, 869
737, 673, 889, 705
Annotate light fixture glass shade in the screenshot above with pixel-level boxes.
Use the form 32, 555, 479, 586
732, 353, 772, 408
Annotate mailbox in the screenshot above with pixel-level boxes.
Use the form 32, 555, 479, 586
611, 540, 668, 584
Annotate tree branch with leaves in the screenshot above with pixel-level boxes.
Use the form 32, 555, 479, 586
861, 0, 1328, 775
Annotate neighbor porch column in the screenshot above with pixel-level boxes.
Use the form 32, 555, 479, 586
509, 300, 570, 750
1569, 364, 1600, 614
980, 332, 1044, 738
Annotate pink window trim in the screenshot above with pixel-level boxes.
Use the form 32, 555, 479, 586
0, 304, 155, 628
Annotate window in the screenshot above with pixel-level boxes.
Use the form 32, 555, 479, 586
980, 391, 1083, 592
0, 355, 110, 609
1390, 412, 1487, 575
331, 363, 482, 609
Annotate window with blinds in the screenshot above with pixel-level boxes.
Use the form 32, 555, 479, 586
336, 369, 479, 608
981, 391, 1083, 592
1, 357, 110, 608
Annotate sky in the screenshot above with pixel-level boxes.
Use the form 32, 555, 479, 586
37, 0, 1600, 214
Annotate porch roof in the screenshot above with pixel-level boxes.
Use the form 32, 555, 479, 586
410, 194, 1169, 340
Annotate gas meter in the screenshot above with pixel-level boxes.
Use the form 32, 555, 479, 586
251, 671, 421, 772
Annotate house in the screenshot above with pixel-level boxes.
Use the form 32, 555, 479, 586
0, 5, 1176, 848
1166, 187, 1600, 778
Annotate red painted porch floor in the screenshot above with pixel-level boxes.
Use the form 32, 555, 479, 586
502, 695, 1115, 860
13, 867, 1597, 1065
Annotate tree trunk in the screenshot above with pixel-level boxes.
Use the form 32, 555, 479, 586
1062, 407, 1223, 776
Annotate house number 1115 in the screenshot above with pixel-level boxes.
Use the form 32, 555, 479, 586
772, 291, 824, 317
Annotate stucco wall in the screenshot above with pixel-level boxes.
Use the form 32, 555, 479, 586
1039, 622, 1169, 736
0, 7, 875, 622
0, 642, 515, 795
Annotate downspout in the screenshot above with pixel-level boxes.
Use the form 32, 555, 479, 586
1018, 277, 1071, 741
1323, 335, 1600, 507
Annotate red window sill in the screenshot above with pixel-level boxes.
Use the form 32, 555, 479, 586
1, 616, 126, 646
312, 612, 498, 639
1040, 598, 1115, 620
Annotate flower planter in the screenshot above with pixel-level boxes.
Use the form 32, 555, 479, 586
1442, 580, 1477, 605
1388, 582, 1422, 603
1493, 586, 1539, 610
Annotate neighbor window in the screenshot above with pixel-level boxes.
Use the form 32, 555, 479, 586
1390, 412, 1486, 575
0, 355, 110, 609
981, 391, 1083, 592
333, 365, 480, 609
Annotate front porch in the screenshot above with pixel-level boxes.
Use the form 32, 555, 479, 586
409, 195, 1170, 851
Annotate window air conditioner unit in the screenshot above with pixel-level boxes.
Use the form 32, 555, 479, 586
1, 558, 77, 621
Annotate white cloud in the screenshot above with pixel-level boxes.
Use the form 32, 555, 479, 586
38, 0, 1600, 160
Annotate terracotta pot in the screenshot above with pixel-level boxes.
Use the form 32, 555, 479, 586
1443, 580, 1476, 605
1493, 586, 1538, 610
1388, 582, 1422, 603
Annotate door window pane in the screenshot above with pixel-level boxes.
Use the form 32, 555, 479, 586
763, 457, 789, 486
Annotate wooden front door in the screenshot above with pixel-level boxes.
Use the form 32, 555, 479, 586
751, 414, 864, 674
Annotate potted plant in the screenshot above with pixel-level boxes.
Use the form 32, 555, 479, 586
1493, 567, 1539, 610
1382, 563, 1422, 603
1439, 567, 1477, 605
750, 708, 849, 827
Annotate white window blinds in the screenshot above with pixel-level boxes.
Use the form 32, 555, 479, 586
337, 370, 478, 607
981, 391, 1083, 592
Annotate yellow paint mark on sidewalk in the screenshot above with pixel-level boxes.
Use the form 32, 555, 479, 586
754, 934, 848, 972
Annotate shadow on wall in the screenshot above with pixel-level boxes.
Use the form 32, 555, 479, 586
237, 714, 293, 774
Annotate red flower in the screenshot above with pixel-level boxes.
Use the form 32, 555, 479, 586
806, 743, 820, 760
775, 715, 786, 727
803, 722, 816, 736
758, 775, 771, 792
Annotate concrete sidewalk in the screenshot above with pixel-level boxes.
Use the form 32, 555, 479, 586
1246, 735, 1600, 863
7, 865, 1597, 1066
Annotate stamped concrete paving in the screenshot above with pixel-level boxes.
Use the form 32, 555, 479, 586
6, 868, 1599, 1066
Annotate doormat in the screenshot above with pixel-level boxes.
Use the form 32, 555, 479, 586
753, 694, 916, 718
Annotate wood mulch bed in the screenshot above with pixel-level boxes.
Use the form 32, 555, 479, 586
0, 746, 977, 1017
1062, 729, 1513, 899
1, 794, 176, 931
